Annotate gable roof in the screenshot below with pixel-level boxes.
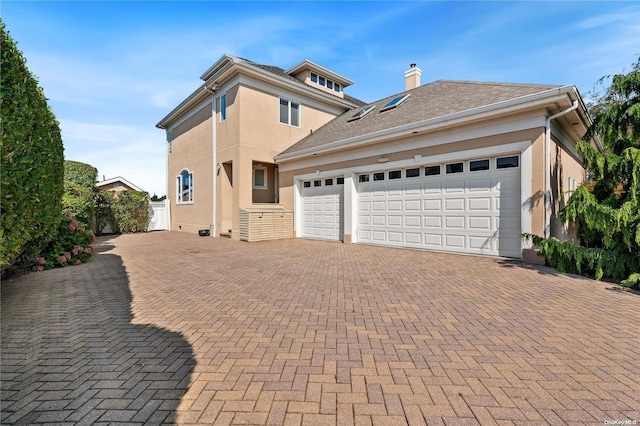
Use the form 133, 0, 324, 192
157, 55, 365, 129
275, 80, 567, 160
96, 176, 144, 192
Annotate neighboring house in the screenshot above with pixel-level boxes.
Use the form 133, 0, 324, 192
96, 176, 144, 193
156, 55, 364, 238
159, 56, 599, 259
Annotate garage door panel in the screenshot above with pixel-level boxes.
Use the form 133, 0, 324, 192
405, 199, 421, 211
372, 230, 386, 241
388, 232, 403, 243
424, 216, 442, 228
424, 199, 442, 211
372, 215, 385, 226
445, 181, 465, 193
445, 235, 466, 248
468, 197, 492, 211
372, 201, 386, 211
469, 216, 492, 230
469, 236, 492, 250
388, 200, 402, 211
445, 216, 465, 229
424, 233, 442, 246
445, 199, 465, 211
405, 216, 421, 227
469, 178, 493, 192
405, 233, 421, 244
423, 182, 442, 194
388, 215, 403, 226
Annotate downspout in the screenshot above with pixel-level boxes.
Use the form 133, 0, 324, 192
206, 86, 218, 237
545, 99, 579, 238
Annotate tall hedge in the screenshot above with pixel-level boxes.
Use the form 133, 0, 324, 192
64, 160, 97, 189
63, 160, 97, 230
111, 190, 150, 233
0, 21, 64, 269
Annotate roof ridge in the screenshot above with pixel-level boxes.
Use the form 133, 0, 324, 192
433, 79, 562, 87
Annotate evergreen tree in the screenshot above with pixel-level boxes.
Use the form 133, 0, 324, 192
529, 59, 640, 287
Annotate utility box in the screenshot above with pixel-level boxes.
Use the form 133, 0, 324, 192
239, 206, 293, 242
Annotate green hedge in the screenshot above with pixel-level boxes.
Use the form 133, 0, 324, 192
96, 190, 149, 234
63, 161, 96, 230
62, 181, 95, 231
0, 21, 64, 269
112, 190, 150, 233
64, 160, 97, 190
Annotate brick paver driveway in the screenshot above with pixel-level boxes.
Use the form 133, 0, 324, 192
2, 232, 639, 425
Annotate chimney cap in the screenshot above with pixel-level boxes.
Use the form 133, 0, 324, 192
410, 63, 416, 68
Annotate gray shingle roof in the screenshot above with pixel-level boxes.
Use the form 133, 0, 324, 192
240, 58, 367, 107
277, 80, 562, 157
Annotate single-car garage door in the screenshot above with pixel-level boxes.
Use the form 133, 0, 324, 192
357, 155, 521, 257
301, 177, 344, 241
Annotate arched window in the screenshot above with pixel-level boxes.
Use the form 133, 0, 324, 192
177, 169, 193, 203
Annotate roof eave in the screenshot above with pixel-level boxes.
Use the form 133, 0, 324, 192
286, 59, 354, 87
275, 85, 579, 163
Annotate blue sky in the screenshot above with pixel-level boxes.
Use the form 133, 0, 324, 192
3, 1, 639, 197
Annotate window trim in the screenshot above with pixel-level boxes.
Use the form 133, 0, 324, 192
279, 97, 301, 127
176, 169, 194, 205
253, 166, 268, 190
380, 94, 410, 112
469, 159, 490, 172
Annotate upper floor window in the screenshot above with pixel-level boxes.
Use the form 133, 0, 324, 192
280, 98, 300, 127
177, 169, 193, 204
310, 72, 342, 93
220, 94, 227, 122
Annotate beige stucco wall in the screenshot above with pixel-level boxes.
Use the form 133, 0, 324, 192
167, 81, 342, 238
279, 126, 549, 240
168, 103, 214, 234
550, 135, 585, 242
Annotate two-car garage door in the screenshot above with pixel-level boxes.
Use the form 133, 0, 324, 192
300, 155, 522, 258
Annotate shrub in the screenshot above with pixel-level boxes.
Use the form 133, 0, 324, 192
0, 21, 64, 271
36, 213, 94, 271
64, 160, 97, 190
63, 180, 95, 230
111, 190, 150, 233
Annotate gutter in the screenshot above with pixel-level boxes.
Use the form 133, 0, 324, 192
545, 99, 579, 238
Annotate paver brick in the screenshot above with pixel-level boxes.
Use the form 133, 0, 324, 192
2, 232, 639, 425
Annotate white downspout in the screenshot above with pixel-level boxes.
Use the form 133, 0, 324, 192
206, 87, 218, 237
545, 99, 579, 238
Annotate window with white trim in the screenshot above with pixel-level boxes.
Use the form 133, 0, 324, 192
177, 169, 193, 204
279, 98, 300, 127
220, 94, 227, 122
309, 72, 342, 93
253, 166, 267, 190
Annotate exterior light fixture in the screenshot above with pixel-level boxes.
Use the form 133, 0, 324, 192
378, 156, 389, 163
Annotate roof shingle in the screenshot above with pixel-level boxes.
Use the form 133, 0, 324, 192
278, 80, 562, 157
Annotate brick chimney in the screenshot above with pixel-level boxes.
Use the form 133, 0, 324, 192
404, 63, 422, 90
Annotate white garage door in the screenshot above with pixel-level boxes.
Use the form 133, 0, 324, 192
301, 177, 344, 241
357, 155, 521, 258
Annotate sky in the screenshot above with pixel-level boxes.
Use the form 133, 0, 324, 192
3, 1, 639, 197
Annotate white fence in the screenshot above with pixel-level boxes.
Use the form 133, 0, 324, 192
148, 200, 169, 231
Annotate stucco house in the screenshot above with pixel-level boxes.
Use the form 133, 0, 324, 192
157, 55, 599, 259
